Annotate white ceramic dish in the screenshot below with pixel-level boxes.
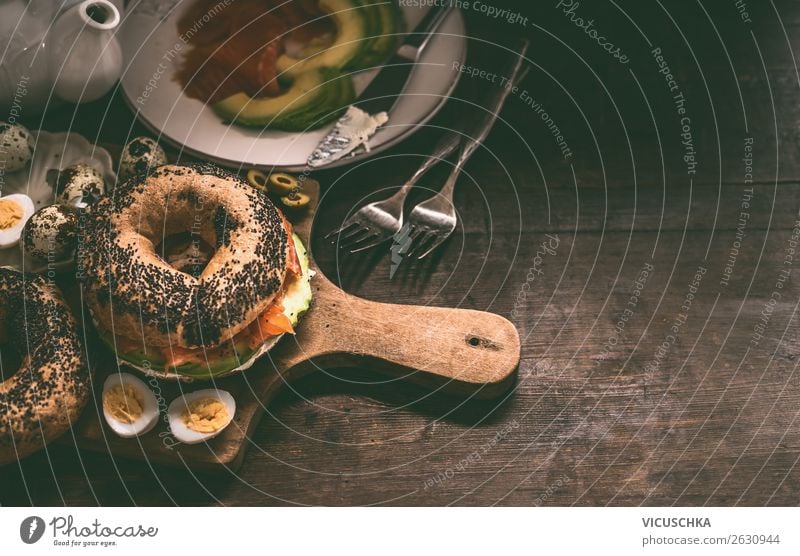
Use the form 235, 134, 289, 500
0, 130, 116, 271
119, 3, 466, 170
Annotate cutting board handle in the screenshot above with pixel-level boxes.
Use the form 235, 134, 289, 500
289, 277, 521, 398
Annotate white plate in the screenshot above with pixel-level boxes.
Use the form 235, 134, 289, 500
0, 130, 116, 271
120, 2, 466, 170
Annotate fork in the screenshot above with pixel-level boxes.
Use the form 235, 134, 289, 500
325, 131, 461, 252
324, 5, 458, 252
397, 43, 530, 260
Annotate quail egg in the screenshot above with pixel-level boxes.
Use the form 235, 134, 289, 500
0, 122, 34, 172
0, 193, 35, 249
167, 389, 235, 445
102, 373, 159, 438
21, 205, 78, 261
56, 163, 105, 209
118, 136, 167, 180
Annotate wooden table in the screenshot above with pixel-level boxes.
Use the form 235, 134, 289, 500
2, 0, 799, 505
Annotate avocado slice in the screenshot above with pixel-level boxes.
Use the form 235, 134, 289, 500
351, 0, 403, 69
277, 0, 371, 78
268, 70, 355, 131
213, 1, 401, 130
213, 67, 354, 130
279, 232, 313, 326
107, 234, 313, 379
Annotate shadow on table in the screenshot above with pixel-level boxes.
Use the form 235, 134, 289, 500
0, 364, 517, 506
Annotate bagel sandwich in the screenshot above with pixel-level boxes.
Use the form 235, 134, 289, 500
79, 163, 313, 380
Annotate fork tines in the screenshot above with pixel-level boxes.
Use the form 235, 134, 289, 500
394, 224, 446, 261
326, 222, 383, 253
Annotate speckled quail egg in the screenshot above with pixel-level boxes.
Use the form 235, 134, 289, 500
0, 121, 34, 172
20, 205, 78, 262
167, 389, 235, 445
56, 163, 105, 209
0, 193, 35, 249
118, 136, 167, 179
102, 373, 159, 438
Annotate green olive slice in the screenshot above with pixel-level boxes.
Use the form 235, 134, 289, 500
280, 192, 310, 210
246, 168, 269, 194
269, 172, 299, 195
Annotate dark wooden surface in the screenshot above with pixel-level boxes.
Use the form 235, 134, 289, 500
2, 0, 800, 505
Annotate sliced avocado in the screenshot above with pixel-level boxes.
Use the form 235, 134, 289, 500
213, 67, 353, 130
283, 233, 313, 325
164, 342, 253, 379
277, 0, 370, 78
107, 234, 313, 379
99, 330, 251, 378
351, 0, 403, 69
270, 70, 354, 131
99, 334, 166, 367
351, 0, 381, 59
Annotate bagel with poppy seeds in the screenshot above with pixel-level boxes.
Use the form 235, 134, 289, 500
0, 268, 91, 465
80, 163, 312, 380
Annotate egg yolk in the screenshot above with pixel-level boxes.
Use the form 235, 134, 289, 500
103, 384, 145, 424
0, 199, 23, 229
182, 398, 229, 433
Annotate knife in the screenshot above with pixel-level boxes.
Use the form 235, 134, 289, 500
354, 3, 455, 115
307, 4, 455, 167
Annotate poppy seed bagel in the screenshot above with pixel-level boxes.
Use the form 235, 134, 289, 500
79, 163, 290, 349
0, 268, 91, 465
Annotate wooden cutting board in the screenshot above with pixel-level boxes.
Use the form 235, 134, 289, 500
74, 179, 521, 471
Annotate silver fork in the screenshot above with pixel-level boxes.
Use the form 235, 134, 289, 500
325, 131, 461, 252
324, 5, 457, 252
397, 43, 530, 260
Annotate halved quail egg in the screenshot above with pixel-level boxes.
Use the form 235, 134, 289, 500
119, 136, 167, 180
167, 389, 235, 444
0, 193, 34, 249
102, 373, 159, 438
56, 163, 105, 209
0, 122, 34, 172
20, 205, 78, 261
